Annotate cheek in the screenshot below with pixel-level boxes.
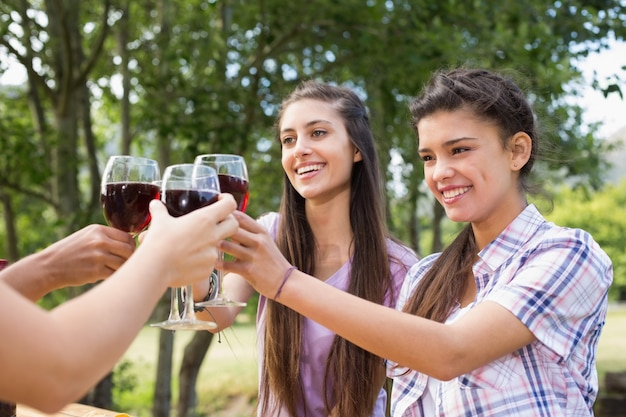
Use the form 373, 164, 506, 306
423, 167, 437, 192
281, 151, 298, 186
281, 150, 291, 172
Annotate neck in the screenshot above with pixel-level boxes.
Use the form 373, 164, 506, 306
472, 199, 528, 250
305, 197, 353, 279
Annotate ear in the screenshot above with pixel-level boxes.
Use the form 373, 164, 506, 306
353, 147, 363, 163
509, 132, 532, 171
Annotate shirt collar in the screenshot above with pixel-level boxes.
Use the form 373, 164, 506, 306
477, 204, 546, 272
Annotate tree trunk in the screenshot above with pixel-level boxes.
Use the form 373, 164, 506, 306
431, 200, 445, 253
44, 0, 82, 233
177, 331, 214, 417
408, 184, 420, 256
79, 73, 102, 223
153, 321, 175, 417
80, 372, 113, 409
0, 190, 19, 261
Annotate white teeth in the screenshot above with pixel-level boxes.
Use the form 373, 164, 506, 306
442, 186, 471, 199
297, 164, 323, 175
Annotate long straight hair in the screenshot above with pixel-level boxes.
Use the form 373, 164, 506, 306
260, 80, 398, 416
403, 68, 540, 322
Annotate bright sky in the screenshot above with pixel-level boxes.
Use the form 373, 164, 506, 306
574, 41, 626, 138
2, 42, 625, 137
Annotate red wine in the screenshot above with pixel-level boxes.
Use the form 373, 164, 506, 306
164, 189, 219, 217
218, 174, 249, 212
101, 182, 160, 234
0, 402, 15, 417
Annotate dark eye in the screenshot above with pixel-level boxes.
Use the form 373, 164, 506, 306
281, 136, 295, 145
312, 129, 326, 137
419, 154, 433, 162
452, 147, 469, 155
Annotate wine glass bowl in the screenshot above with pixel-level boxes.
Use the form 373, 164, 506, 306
100, 156, 160, 237
194, 154, 249, 212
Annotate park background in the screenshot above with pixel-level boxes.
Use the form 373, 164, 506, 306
1, 1, 625, 416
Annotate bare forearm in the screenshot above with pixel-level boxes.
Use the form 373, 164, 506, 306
6, 245, 170, 411
0, 252, 57, 301
194, 272, 255, 332
275, 271, 456, 375
276, 271, 535, 380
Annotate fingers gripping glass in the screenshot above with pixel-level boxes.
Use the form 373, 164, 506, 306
150, 164, 220, 331
194, 154, 249, 308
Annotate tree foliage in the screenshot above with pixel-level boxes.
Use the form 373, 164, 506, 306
545, 180, 626, 301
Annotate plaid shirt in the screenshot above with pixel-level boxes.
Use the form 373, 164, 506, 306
390, 204, 613, 417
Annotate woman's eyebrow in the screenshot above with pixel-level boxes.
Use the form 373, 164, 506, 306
418, 137, 478, 153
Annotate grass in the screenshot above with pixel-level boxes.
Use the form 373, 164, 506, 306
113, 304, 626, 416
115, 323, 258, 417
596, 304, 626, 392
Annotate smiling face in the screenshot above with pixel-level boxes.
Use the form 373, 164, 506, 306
279, 99, 362, 203
417, 109, 529, 234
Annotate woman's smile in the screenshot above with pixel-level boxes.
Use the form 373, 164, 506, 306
440, 185, 472, 203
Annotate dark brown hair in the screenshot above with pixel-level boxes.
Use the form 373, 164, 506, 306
403, 68, 540, 322
260, 80, 398, 416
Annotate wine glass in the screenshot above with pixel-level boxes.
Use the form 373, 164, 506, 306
150, 180, 183, 330
193, 154, 249, 308
151, 163, 220, 331
100, 155, 161, 238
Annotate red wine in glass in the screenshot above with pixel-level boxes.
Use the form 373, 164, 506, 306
101, 156, 160, 236
218, 174, 249, 212
164, 189, 219, 217
101, 182, 160, 235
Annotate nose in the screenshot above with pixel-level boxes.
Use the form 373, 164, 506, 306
430, 158, 454, 182
293, 136, 312, 158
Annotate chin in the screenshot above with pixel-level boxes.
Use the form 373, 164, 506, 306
443, 208, 470, 224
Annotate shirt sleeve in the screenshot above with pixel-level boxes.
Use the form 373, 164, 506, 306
256, 211, 279, 237
486, 228, 612, 360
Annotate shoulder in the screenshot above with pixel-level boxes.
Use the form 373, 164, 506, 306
386, 238, 419, 268
529, 221, 612, 270
406, 252, 440, 282
506, 205, 612, 274
256, 211, 279, 232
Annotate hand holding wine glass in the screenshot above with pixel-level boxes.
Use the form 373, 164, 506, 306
151, 163, 222, 331
193, 154, 249, 307
100, 155, 161, 238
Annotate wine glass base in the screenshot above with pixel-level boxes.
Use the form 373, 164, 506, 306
195, 297, 247, 308
150, 319, 218, 331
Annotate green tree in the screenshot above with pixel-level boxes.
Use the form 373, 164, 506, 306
545, 181, 626, 300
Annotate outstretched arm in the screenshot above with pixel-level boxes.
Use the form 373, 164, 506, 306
0, 196, 237, 413
219, 210, 535, 380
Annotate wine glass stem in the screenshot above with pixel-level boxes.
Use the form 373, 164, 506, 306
167, 288, 181, 321
181, 285, 197, 321
216, 251, 225, 299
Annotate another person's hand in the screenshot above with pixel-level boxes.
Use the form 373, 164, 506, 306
43, 224, 137, 288
0, 224, 136, 300
140, 194, 238, 288
218, 210, 293, 298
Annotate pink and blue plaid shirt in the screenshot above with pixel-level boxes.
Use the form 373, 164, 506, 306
390, 204, 613, 417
